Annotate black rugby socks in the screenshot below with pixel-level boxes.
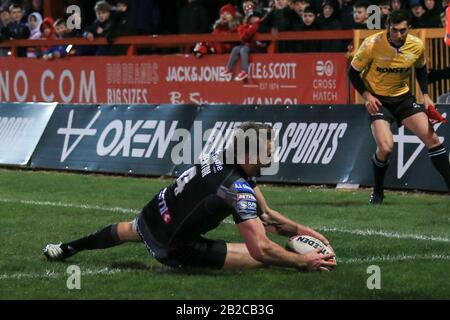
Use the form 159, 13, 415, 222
429, 144, 450, 190
61, 224, 124, 257
372, 154, 390, 196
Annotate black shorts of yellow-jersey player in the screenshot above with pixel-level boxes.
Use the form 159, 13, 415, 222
369, 92, 426, 127
349, 10, 450, 204
43, 123, 336, 272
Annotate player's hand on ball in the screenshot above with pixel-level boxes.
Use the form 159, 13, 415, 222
303, 248, 336, 272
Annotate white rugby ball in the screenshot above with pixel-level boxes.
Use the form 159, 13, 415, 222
287, 235, 334, 257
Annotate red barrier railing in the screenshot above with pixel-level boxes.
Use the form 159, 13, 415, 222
0, 30, 354, 57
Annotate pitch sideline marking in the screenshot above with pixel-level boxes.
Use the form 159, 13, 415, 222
1, 197, 449, 244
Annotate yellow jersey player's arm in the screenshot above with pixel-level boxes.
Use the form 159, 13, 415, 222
414, 45, 430, 96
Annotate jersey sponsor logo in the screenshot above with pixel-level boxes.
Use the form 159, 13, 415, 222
376, 67, 410, 74
237, 193, 256, 201
234, 182, 254, 193
237, 199, 257, 212
158, 188, 173, 224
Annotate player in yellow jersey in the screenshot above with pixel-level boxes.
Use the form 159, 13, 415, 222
348, 10, 450, 204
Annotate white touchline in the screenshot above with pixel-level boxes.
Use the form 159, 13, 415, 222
1, 197, 449, 243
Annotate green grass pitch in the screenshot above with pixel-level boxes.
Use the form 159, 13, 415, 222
0, 169, 449, 300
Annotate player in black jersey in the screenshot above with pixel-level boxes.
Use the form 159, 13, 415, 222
44, 123, 335, 272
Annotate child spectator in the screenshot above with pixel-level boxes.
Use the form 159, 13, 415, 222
294, 5, 320, 52
378, 0, 391, 28
26, 12, 42, 58
193, 3, 241, 58
242, 0, 257, 16
83, 1, 114, 55
353, 0, 370, 29
1, 3, 30, 56
291, 0, 311, 17
40, 18, 73, 61
317, 0, 344, 52
291, 0, 311, 29
28, 12, 42, 39
107, 0, 136, 52
221, 11, 266, 82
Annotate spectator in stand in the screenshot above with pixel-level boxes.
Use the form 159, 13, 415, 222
378, 0, 391, 28
26, 12, 42, 58
24, 0, 43, 21
105, 0, 136, 54
421, 0, 443, 27
318, 0, 344, 52
410, 0, 426, 27
259, 0, 297, 52
27, 12, 42, 39
340, 0, 356, 30
0, 6, 11, 56
353, 0, 370, 29
193, 3, 241, 58
1, 3, 30, 57
0, 5, 10, 29
390, 0, 403, 11
290, 0, 308, 30
294, 5, 320, 52
291, 0, 311, 18
242, 0, 267, 16
178, 0, 210, 34
83, 1, 115, 55
221, 11, 266, 81
41, 18, 72, 61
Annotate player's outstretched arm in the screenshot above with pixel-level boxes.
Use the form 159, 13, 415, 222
253, 187, 331, 246
236, 218, 335, 271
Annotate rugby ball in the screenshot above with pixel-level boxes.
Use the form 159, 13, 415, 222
287, 235, 334, 257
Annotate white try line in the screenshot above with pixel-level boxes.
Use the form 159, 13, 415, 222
1, 254, 450, 280
1, 197, 449, 244
339, 254, 450, 264
0, 268, 130, 281
0, 198, 139, 214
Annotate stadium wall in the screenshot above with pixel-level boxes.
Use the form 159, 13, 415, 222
1, 103, 449, 192
0, 54, 349, 105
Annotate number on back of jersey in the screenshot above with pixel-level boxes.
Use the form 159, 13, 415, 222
174, 167, 197, 196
